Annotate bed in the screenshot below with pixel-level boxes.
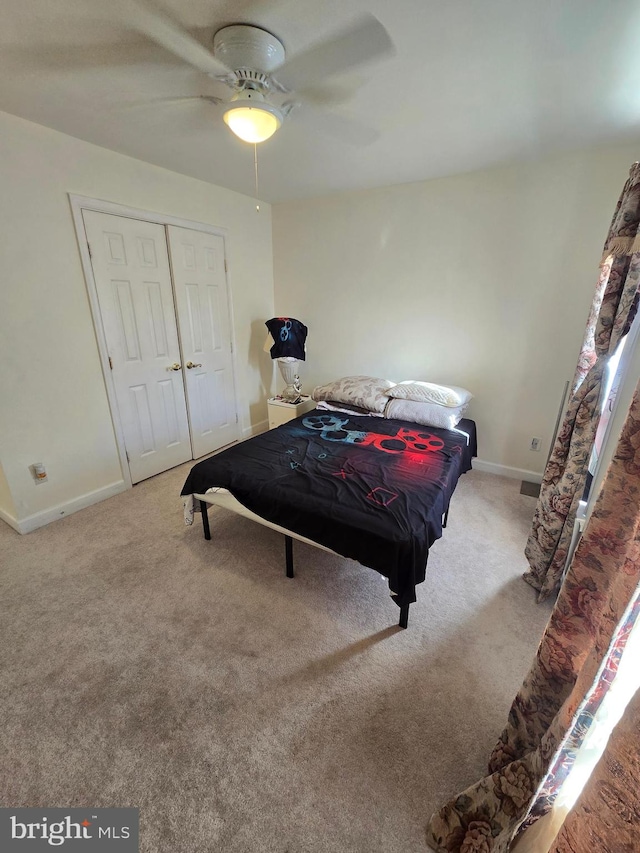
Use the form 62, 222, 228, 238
181, 408, 477, 627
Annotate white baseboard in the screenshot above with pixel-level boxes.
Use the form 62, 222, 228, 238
242, 419, 269, 439
8, 480, 128, 535
473, 458, 543, 484
0, 507, 21, 534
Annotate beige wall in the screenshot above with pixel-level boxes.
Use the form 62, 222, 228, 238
0, 462, 17, 520
0, 111, 274, 528
272, 143, 640, 476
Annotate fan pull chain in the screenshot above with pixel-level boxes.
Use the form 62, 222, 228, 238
254, 143, 260, 212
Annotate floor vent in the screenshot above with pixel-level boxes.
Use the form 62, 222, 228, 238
520, 480, 541, 498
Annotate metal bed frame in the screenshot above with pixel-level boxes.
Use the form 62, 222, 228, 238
197, 496, 450, 629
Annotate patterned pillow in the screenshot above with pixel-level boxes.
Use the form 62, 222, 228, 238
386, 381, 473, 408
316, 400, 383, 418
312, 375, 394, 414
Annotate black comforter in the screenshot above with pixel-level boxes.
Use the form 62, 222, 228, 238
181, 411, 477, 606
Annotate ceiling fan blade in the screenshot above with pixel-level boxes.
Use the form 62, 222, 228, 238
127, 0, 230, 76
272, 14, 393, 93
299, 79, 363, 107
302, 107, 380, 147
1, 42, 172, 72
119, 95, 223, 110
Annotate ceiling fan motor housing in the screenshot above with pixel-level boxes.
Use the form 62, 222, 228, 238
230, 68, 269, 93
213, 25, 285, 78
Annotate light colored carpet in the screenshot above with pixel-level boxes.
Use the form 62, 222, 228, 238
0, 465, 552, 852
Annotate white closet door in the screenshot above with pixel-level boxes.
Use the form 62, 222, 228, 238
167, 226, 238, 458
83, 210, 192, 483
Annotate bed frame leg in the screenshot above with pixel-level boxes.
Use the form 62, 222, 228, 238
399, 602, 409, 629
285, 535, 294, 578
200, 500, 211, 541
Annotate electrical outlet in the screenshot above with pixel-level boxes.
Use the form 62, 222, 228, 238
30, 463, 48, 483
530, 437, 542, 452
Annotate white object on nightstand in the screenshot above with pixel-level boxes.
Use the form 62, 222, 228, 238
268, 396, 315, 428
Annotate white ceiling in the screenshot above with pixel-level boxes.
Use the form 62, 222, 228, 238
3, 0, 640, 203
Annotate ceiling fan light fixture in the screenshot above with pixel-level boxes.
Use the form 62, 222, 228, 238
223, 91, 282, 143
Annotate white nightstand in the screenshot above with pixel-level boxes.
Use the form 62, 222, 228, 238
268, 396, 316, 429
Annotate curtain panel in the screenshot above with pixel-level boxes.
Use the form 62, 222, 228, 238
524, 163, 640, 600
549, 683, 640, 853
426, 378, 640, 853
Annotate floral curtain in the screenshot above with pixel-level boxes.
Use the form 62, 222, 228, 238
549, 683, 640, 853
524, 163, 640, 600
426, 378, 640, 853
512, 587, 640, 844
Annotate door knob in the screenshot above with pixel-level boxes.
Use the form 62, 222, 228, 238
186, 361, 203, 369
167, 363, 182, 371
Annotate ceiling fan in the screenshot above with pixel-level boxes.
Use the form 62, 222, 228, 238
126, 0, 394, 144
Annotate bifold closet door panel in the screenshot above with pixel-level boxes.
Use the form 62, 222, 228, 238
83, 209, 192, 483
167, 226, 238, 458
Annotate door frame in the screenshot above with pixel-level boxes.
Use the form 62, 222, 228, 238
69, 194, 239, 488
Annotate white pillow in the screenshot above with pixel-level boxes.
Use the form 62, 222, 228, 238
386, 381, 473, 408
385, 398, 468, 430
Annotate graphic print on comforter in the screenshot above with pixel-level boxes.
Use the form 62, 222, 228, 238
180, 412, 476, 603
298, 413, 451, 507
